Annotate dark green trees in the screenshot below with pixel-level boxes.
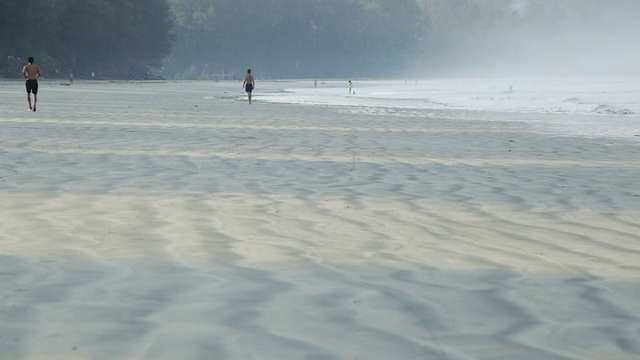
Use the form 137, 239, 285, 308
168, 0, 430, 79
0, 0, 174, 78
3, 0, 635, 79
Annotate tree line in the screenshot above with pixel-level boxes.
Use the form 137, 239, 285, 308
168, 0, 640, 79
1, 0, 173, 79
167, 0, 429, 79
1, 0, 638, 79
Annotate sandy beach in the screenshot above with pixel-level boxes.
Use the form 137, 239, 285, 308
1, 79, 639, 359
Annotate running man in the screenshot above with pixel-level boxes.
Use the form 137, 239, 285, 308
22, 57, 41, 111
243, 69, 255, 104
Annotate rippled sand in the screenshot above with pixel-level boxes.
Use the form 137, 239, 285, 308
1, 80, 639, 359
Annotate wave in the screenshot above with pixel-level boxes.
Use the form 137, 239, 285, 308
593, 104, 636, 115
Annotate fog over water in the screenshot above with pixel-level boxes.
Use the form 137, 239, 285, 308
478, 0, 640, 77
406, 0, 640, 79
516, 14, 637, 75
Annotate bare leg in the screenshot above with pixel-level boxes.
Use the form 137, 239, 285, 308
27, 94, 32, 110
33, 94, 37, 111
248, 92, 252, 104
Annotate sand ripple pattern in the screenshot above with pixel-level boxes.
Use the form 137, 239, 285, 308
1, 81, 639, 359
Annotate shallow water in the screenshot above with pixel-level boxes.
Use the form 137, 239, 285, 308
260, 76, 640, 140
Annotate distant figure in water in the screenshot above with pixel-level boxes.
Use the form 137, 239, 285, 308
314, 80, 317, 88
22, 57, 41, 112
348, 80, 353, 94
243, 68, 255, 104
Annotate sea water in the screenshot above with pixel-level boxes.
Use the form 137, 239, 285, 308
260, 76, 640, 141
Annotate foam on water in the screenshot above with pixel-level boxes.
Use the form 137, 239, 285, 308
260, 76, 640, 140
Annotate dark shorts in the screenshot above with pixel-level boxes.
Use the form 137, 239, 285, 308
26, 79, 38, 94
245, 83, 253, 93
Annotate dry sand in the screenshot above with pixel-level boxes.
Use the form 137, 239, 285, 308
0, 79, 639, 360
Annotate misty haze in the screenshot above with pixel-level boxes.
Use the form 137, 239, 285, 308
2, 0, 639, 79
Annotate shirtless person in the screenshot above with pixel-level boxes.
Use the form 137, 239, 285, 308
243, 69, 255, 104
22, 57, 41, 111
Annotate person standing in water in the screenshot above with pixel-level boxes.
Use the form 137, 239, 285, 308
348, 80, 353, 94
243, 69, 255, 104
22, 57, 41, 111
